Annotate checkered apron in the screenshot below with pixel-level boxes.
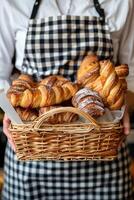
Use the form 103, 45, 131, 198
2, 0, 133, 199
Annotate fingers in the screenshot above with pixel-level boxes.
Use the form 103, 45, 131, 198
3, 114, 11, 138
123, 106, 130, 135
3, 114, 16, 151
8, 138, 16, 152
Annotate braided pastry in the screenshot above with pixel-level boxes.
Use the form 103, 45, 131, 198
115, 64, 129, 77
7, 78, 79, 108
91, 64, 128, 92
39, 106, 78, 124
78, 56, 128, 110
99, 60, 125, 110
92, 77, 126, 110
115, 65, 129, 91
118, 78, 127, 91
72, 88, 105, 117
77, 54, 129, 91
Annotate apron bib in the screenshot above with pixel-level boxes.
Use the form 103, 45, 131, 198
2, 0, 133, 199
22, 3, 113, 81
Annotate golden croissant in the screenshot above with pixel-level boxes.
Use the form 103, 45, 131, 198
39, 75, 69, 87
12, 74, 37, 89
77, 54, 100, 87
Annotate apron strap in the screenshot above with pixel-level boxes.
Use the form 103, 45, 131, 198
30, 0, 105, 19
30, 0, 42, 19
93, 0, 105, 18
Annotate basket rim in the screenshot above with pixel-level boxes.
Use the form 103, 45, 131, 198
9, 106, 123, 133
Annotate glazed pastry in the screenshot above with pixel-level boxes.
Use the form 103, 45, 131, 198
99, 60, 125, 110
12, 74, 36, 89
91, 77, 102, 93
77, 54, 100, 87
7, 81, 79, 108
92, 75, 128, 94
39, 106, 78, 124
77, 54, 99, 79
7, 88, 33, 108
72, 88, 105, 117
76, 55, 129, 110
115, 64, 129, 91
39, 75, 69, 87
7, 74, 37, 106
115, 64, 129, 78
118, 78, 127, 91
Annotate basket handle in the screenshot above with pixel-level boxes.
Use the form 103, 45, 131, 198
34, 107, 99, 129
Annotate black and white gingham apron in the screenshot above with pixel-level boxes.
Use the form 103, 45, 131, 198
2, 0, 133, 199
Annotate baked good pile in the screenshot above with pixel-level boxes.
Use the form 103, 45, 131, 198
7, 54, 129, 122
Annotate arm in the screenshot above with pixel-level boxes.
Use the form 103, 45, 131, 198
118, 0, 134, 135
0, 0, 15, 89
0, 0, 16, 150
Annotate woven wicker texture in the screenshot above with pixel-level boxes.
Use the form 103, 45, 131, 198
9, 107, 125, 161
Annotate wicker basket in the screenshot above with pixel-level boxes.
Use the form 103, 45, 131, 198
9, 107, 125, 161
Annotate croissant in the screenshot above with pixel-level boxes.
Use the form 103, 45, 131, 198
77, 54, 100, 87
12, 74, 36, 89
7, 82, 79, 108
91, 76, 103, 98
39, 75, 69, 87
7, 74, 37, 101
72, 88, 105, 117
15, 107, 38, 121
39, 106, 78, 124
7, 88, 33, 108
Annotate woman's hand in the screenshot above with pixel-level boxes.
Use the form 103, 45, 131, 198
3, 114, 16, 151
122, 105, 130, 135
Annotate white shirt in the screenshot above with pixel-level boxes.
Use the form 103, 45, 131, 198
0, 0, 134, 91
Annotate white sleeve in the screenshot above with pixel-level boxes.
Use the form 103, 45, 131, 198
118, 0, 134, 92
0, 0, 15, 89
